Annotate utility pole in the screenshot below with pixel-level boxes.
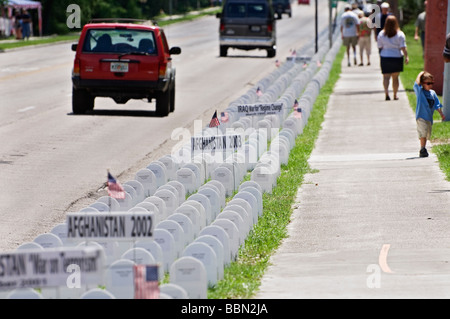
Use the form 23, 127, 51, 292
444, 0, 450, 121
315, 0, 318, 53
329, 0, 332, 49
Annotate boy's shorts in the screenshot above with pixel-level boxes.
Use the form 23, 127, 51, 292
416, 118, 432, 140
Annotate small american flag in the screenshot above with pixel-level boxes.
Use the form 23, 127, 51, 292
209, 110, 220, 128
294, 100, 302, 119
275, 59, 281, 67
134, 265, 159, 299
221, 111, 229, 123
256, 87, 263, 97
107, 171, 125, 199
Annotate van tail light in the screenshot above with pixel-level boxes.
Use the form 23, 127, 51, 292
220, 23, 225, 32
73, 58, 80, 77
267, 24, 273, 33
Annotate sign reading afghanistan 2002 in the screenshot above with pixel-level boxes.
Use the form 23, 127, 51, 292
66, 211, 155, 241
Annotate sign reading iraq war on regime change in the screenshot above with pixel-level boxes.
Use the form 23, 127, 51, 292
0, 246, 104, 290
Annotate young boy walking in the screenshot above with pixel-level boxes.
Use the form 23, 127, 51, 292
414, 71, 446, 157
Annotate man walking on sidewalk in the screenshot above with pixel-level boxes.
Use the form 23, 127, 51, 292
341, 4, 360, 67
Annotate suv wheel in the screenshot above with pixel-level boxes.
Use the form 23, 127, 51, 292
156, 89, 170, 117
220, 46, 228, 57
170, 82, 175, 113
72, 88, 94, 114
267, 48, 276, 58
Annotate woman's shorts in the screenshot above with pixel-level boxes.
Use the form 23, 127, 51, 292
380, 56, 404, 74
417, 118, 432, 140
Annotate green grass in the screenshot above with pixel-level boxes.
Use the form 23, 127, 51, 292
207, 45, 346, 299
400, 23, 450, 180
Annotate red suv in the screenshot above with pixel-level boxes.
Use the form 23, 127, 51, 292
71, 19, 181, 116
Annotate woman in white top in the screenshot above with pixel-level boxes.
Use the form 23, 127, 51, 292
377, 15, 409, 101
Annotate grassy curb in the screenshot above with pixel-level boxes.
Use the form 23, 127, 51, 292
207, 45, 346, 299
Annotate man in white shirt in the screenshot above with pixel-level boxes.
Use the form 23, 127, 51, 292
341, 4, 360, 66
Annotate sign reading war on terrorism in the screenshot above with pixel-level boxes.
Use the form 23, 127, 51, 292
237, 102, 283, 116
0, 246, 104, 290
66, 211, 155, 241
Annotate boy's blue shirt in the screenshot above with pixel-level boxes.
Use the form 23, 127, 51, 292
414, 82, 442, 124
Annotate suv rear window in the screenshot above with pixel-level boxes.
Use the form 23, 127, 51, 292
226, 3, 267, 18
82, 29, 157, 55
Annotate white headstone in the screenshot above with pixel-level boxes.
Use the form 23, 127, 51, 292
135, 169, 158, 197
80, 288, 116, 299
124, 180, 146, 204
239, 186, 263, 218
182, 200, 207, 230
104, 259, 136, 299
7, 288, 44, 299
187, 193, 212, 226
198, 225, 231, 266
211, 166, 234, 197
97, 196, 121, 212
233, 190, 258, 225
182, 242, 218, 287
169, 256, 207, 299
154, 188, 179, 217
123, 184, 138, 207
153, 228, 176, 273
222, 205, 252, 234
174, 204, 202, 238
49, 223, 74, 247
134, 240, 164, 281
216, 210, 247, 244
33, 233, 63, 249
144, 196, 168, 221
159, 283, 189, 299
121, 247, 156, 266
147, 161, 168, 188
115, 192, 134, 212
157, 184, 180, 207
167, 213, 195, 245
205, 180, 226, 208
251, 165, 274, 194
239, 180, 263, 195
195, 235, 225, 280
156, 220, 185, 258
211, 219, 240, 261
227, 198, 254, 226
76, 241, 113, 268
166, 180, 186, 205
89, 202, 110, 212
183, 163, 202, 188
158, 155, 179, 181
197, 187, 220, 220
176, 167, 198, 194
16, 242, 43, 250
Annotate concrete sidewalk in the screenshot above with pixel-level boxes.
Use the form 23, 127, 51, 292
255, 41, 450, 299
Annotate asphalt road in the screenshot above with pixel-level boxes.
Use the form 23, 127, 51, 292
0, 1, 331, 252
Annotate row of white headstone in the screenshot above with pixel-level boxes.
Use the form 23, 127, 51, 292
2, 31, 343, 299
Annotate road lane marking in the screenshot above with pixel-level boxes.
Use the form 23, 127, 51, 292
0, 62, 72, 82
378, 244, 394, 273
18, 106, 36, 112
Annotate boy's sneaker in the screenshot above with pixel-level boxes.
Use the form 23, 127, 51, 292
419, 148, 429, 157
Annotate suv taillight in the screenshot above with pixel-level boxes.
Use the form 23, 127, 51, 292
220, 23, 225, 32
267, 24, 273, 33
73, 58, 80, 77
159, 62, 167, 78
